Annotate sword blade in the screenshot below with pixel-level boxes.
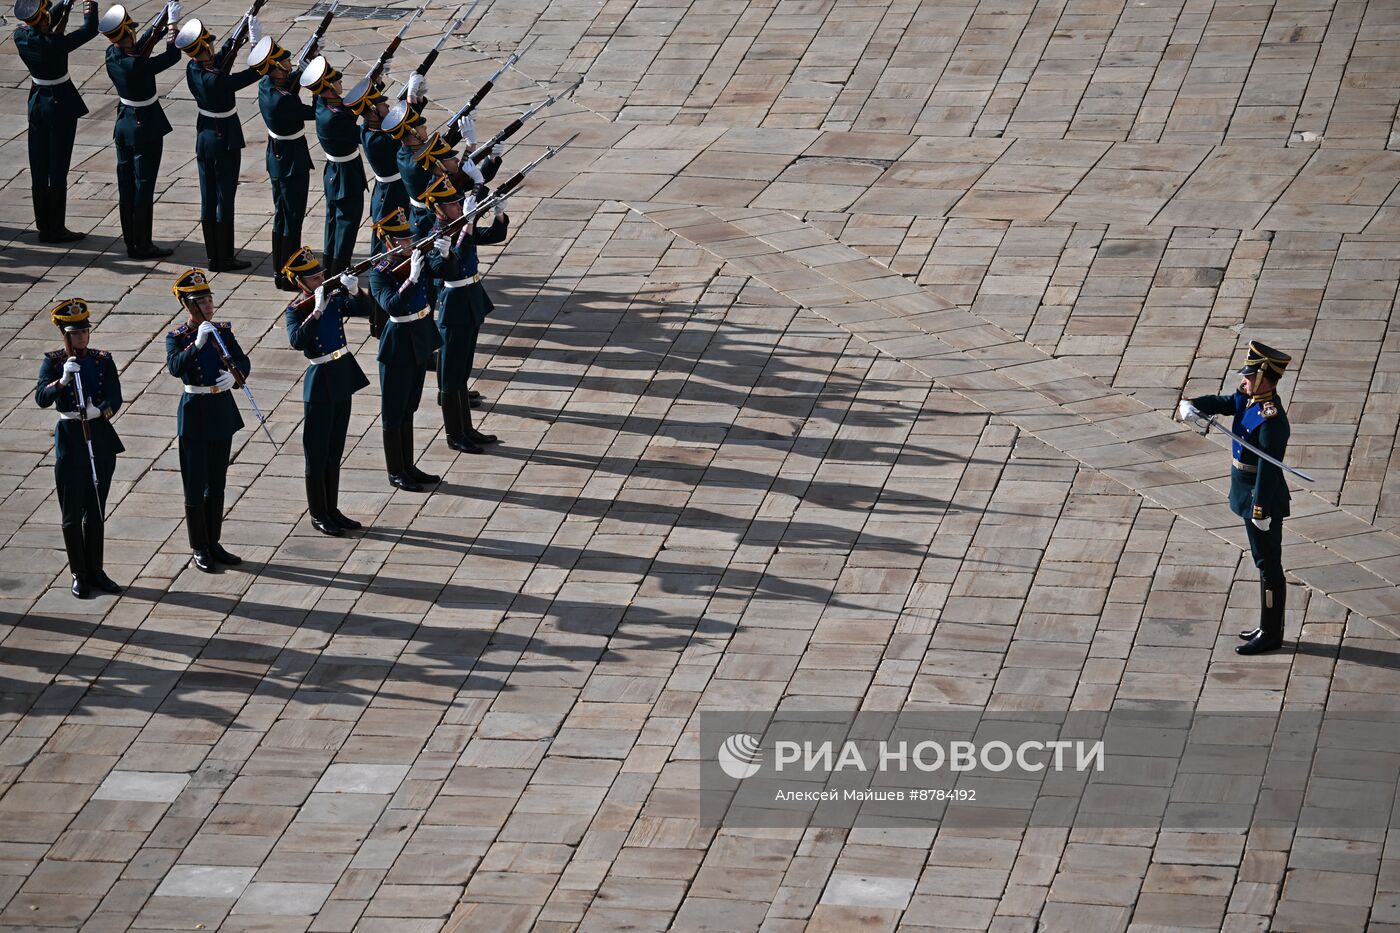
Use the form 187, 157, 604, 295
1201, 415, 1315, 483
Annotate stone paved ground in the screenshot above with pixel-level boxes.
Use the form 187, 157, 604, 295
4, 0, 1400, 929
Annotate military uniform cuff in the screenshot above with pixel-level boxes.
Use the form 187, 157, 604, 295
1252, 506, 1264, 519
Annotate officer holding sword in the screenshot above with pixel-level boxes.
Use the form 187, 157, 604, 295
1178, 340, 1294, 655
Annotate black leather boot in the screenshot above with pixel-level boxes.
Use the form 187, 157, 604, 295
401, 417, 440, 484
205, 494, 241, 565
385, 425, 421, 491
33, 186, 51, 242
219, 221, 252, 271
325, 464, 361, 530
47, 187, 86, 243
128, 204, 172, 259
461, 389, 498, 446
1238, 577, 1266, 640
442, 391, 482, 453
84, 517, 122, 594
306, 472, 344, 536
186, 504, 216, 573
120, 200, 136, 256
1237, 578, 1285, 655
62, 524, 90, 598
201, 218, 220, 268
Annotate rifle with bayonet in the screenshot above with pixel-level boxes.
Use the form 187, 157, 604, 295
289, 136, 574, 320
216, 0, 266, 73
441, 41, 531, 146
464, 78, 581, 164
60, 331, 104, 518
134, 0, 174, 56
364, 1, 424, 89
397, 0, 476, 100
294, 0, 337, 68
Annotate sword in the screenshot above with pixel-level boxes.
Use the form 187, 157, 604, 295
1187, 411, 1315, 483
70, 368, 104, 515
210, 329, 276, 447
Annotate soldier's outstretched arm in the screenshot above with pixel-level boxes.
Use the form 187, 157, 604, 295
63, 0, 99, 49
148, 42, 183, 73
229, 65, 261, 91
1188, 393, 1236, 416
474, 213, 508, 246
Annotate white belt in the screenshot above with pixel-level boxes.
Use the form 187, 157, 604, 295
57, 410, 91, 420
310, 346, 350, 365
32, 73, 70, 86
1232, 458, 1258, 474
409, 198, 427, 209
371, 170, 401, 183
199, 106, 236, 119
183, 384, 225, 394
443, 273, 483, 289
387, 307, 430, 324
325, 151, 359, 163
267, 128, 305, 141
119, 94, 158, 107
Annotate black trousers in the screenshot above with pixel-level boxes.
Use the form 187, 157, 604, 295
57, 453, 115, 528
378, 361, 426, 430
116, 140, 162, 219
29, 113, 77, 188
303, 394, 352, 473
271, 174, 309, 242
178, 435, 233, 506
197, 150, 240, 224
1244, 516, 1284, 586
324, 189, 363, 261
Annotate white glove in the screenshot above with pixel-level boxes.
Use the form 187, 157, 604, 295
341, 271, 358, 294
1176, 399, 1197, 422
168, 0, 181, 21
247, 13, 262, 43
311, 285, 327, 318
490, 143, 501, 159
214, 370, 236, 392
463, 194, 477, 217
60, 358, 81, 385
195, 321, 217, 348
494, 196, 506, 218
406, 72, 425, 103
433, 236, 450, 258
380, 60, 391, 80
461, 158, 483, 185
457, 113, 476, 144
1252, 515, 1271, 532
408, 249, 425, 284
84, 402, 102, 419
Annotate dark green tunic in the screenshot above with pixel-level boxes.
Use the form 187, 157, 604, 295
36, 349, 124, 527
186, 46, 261, 223
314, 96, 366, 261
16, 8, 99, 187
362, 125, 406, 254
258, 75, 314, 239
286, 291, 370, 471
106, 42, 182, 221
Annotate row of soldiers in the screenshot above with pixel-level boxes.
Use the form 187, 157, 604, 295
26, 0, 574, 595
14, 0, 525, 279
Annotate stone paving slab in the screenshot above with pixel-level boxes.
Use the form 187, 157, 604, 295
4, 0, 1400, 931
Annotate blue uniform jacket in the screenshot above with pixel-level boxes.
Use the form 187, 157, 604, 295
361, 125, 400, 183
36, 349, 126, 472
1190, 390, 1292, 521
166, 321, 250, 440
259, 75, 315, 179
186, 44, 260, 158
369, 263, 440, 368
16, 8, 99, 121
425, 214, 507, 325
106, 42, 182, 146
285, 291, 371, 403
314, 97, 366, 200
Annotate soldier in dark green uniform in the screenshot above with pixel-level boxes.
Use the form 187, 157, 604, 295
300, 56, 365, 277
419, 174, 507, 454
177, 16, 261, 271
347, 77, 404, 257
1181, 341, 1294, 655
168, 269, 251, 572
36, 299, 124, 598
15, 0, 98, 243
367, 208, 441, 492
100, 2, 181, 259
250, 35, 315, 291
380, 102, 437, 236
283, 246, 371, 535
